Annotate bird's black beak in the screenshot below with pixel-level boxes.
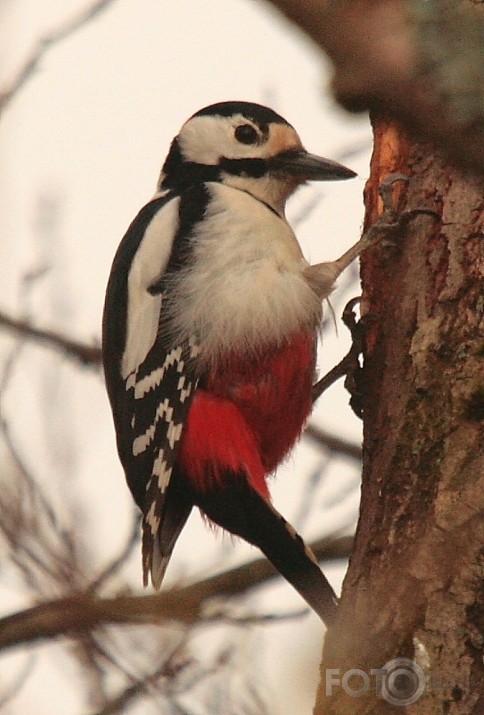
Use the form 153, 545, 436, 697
267, 149, 357, 182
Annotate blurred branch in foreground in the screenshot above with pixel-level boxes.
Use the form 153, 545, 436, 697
268, 0, 484, 175
0, 533, 352, 653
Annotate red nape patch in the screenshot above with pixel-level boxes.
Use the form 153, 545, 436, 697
177, 391, 269, 498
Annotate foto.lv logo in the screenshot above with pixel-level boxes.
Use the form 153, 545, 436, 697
325, 657, 427, 707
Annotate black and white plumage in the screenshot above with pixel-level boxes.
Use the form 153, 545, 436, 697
103, 101, 359, 622
103, 187, 204, 585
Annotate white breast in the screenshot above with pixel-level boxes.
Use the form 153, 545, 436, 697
167, 183, 322, 363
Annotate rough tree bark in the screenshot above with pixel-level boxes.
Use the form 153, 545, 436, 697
259, 3, 484, 712
315, 119, 484, 714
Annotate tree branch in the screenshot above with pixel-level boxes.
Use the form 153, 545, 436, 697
0, 308, 101, 367
304, 425, 361, 462
0, 534, 352, 653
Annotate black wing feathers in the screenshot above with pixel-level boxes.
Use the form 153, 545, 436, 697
139, 186, 211, 585
139, 336, 199, 586
102, 194, 174, 398
103, 185, 211, 587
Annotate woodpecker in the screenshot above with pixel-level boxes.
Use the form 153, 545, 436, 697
103, 101, 367, 625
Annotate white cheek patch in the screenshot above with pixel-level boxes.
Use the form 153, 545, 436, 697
178, 115, 250, 164
177, 115, 302, 165
121, 197, 180, 380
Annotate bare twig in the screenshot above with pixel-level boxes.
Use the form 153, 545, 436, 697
87, 515, 141, 594
72, 635, 109, 711
0, 267, 86, 594
0, 308, 101, 366
0, 533, 352, 653
94, 612, 295, 715
82, 630, 192, 714
93, 659, 176, 715
304, 425, 361, 462
0, 655, 36, 708
0, 0, 118, 114
0, 377, 86, 595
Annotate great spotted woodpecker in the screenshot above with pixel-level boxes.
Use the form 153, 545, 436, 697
103, 101, 368, 625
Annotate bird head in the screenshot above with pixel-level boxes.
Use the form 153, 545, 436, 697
158, 101, 356, 214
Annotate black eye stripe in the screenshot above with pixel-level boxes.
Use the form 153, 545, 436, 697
234, 124, 260, 145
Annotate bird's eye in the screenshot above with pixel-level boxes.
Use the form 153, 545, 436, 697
234, 124, 259, 145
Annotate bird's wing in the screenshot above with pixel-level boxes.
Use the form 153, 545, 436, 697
102, 190, 204, 587
132, 330, 199, 587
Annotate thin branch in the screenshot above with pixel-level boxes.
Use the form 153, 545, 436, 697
92, 628, 198, 715
0, 655, 36, 708
93, 661, 174, 715
94, 610, 299, 715
0, 388, 86, 595
0, 270, 89, 595
304, 424, 361, 462
0, 0, 118, 114
0, 308, 101, 367
87, 515, 141, 594
72, 634, 109, 711
0, 534, 352, 653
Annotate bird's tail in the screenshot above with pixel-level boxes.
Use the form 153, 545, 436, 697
142, 470, 193, 589
195, 473, 338, 626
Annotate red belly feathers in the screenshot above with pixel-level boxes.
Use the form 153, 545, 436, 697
178, 332, 316, 497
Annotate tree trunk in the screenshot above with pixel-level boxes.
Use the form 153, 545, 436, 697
316, 118, 484, 714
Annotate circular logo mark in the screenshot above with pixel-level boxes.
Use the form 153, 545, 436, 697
381, 658, 426, 706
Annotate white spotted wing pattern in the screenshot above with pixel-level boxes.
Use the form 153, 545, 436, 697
102, 190, 205, 589
129, 335, 200, 586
